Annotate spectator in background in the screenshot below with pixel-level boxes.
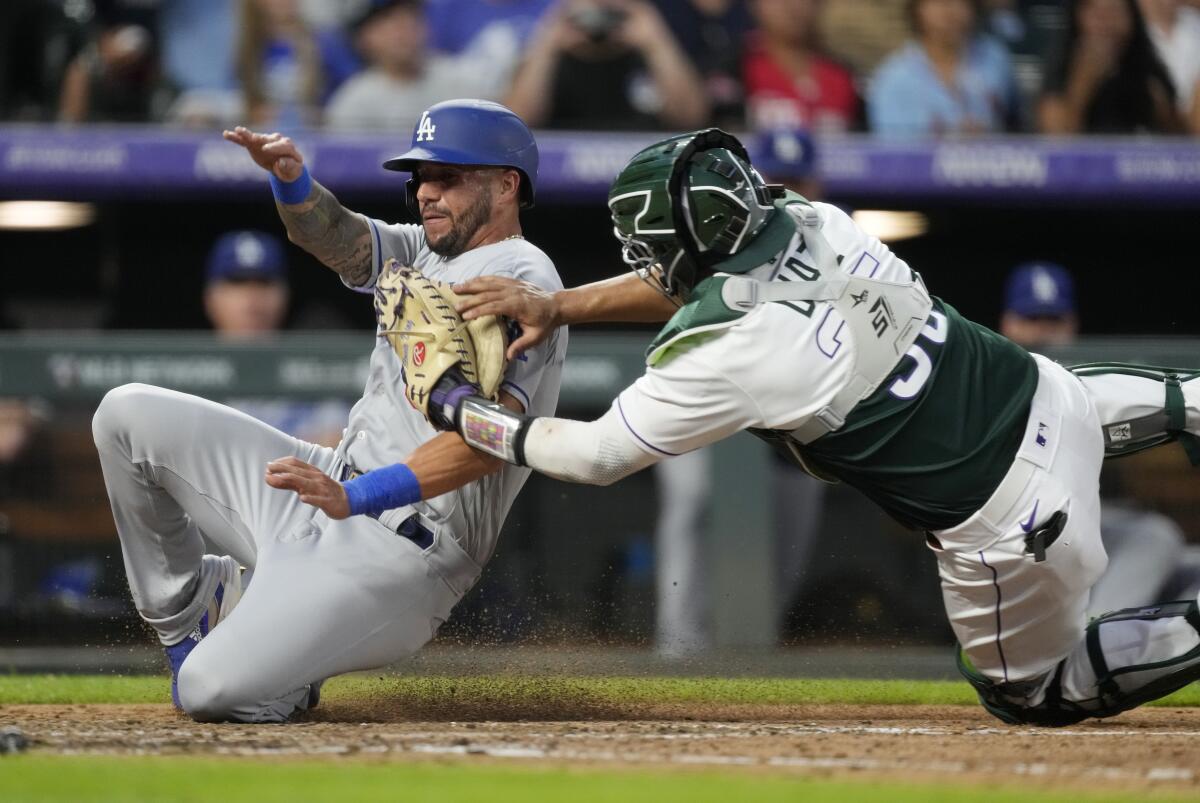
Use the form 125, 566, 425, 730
743, 0, 860, 133
427, 0, 555, 79
654, 0, 754, 129
1038, 0, 1183, 134
869, 0, 1017, 136
159, 0, 243, 126
204, 230, 290, 338
326, 0, 494, 131
1138, 0, 1200, 130
1, 0, 88, 121
981, 0, 1027, 46
236, 0, 359, 128
299, 0, 371, 28
753, 127, 822, 198
59, 0, 167, 123
506, 0, 709, 129
160, 0, 236, 95
999, 261, 1079, 347
999, 262, 1199, 617
204, 230, 349, 446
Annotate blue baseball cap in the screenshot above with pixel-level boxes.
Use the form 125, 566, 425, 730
751, 128, 818, 181
206, 231, 287, 284
1004, 262, 1075, 318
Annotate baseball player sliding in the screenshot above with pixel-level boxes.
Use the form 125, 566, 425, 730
310, 129, 1200, 726
92, 99, 564, 722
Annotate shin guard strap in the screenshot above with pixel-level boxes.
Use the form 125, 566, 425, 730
1165, 374, 1200, 466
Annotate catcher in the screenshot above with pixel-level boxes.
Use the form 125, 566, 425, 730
320, 129, 1200, 726
92, 99, 564, 722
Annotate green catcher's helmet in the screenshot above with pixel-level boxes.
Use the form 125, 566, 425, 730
607, 129, 786, 299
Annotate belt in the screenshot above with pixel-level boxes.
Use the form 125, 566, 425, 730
339, 463, 434, 550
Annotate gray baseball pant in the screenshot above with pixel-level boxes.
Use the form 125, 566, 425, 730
92, 383, 480, 723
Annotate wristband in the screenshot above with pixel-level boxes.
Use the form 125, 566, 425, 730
431, 382, 478, 431
458, 397, 530, 465
343, 463, 421, 517
269, 165, 312, 205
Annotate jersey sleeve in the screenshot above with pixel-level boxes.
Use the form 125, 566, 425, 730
616, 285, 861, 456
496, 246, 565, 413
614, 341, 766, 457
343, 215, 425, 294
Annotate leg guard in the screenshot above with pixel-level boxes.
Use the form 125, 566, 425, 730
957, 650, 1090, 727
959, 598, 1200, 727
1069, 362, 1200, 464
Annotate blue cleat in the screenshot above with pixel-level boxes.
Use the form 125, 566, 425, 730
165, 556, 244, 710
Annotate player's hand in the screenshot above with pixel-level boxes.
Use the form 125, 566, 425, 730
452, 275, 560, 360
222, 126, 305, 182
265, 456, 350, 519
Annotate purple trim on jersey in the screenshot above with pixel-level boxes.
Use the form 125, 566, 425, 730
617, 396, 680, 456
815, 308, 845, 359
501, 380, 531, 412
979, 551, 1010, 683
850, 252, 881, 278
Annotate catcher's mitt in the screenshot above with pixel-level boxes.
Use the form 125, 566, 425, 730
376, 259, 508, 421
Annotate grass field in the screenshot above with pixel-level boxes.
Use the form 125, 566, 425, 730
4, 756, 1196, 803
3, 672, 1199, 707
2, 674, 1198, 802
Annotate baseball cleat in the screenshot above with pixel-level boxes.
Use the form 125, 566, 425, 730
165, 556, 244, 709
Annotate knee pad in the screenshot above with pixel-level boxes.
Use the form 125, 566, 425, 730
956, 649, 1090, 727
958, 599, 1200, 727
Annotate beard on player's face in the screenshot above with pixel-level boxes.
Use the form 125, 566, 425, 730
423, 180, 495, 259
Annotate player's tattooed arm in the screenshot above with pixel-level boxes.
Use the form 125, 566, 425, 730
222, 126, 373, 287
275, 183, 373, 287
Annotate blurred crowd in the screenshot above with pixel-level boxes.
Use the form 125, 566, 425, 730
2, 0, 1199, 137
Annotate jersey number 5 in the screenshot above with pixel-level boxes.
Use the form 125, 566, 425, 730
888, 311, 948, 400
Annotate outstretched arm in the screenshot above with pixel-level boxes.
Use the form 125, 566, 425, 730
223, 127, 374, 288
265, 392, 524, 518
454, 273, 677, 359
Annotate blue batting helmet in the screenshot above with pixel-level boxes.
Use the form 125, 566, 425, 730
383, 99, 539, 215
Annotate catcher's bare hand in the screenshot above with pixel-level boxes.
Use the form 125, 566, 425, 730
222, 126, 305, 183
265, 456, 350, 519
452, 275, 559, 359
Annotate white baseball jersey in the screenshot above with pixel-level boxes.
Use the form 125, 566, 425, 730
615, 201, 1037, 531
616, 202, 903, 455
340, 217, 566, 564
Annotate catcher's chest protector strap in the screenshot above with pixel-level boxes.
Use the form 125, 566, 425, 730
720, 204, 933, 444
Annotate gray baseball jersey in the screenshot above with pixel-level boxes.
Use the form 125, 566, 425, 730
337, 216, 566, 565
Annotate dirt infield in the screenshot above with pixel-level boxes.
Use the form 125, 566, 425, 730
5, 702, 1198, 791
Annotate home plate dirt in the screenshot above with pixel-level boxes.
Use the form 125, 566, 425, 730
4, 703, 1198, 790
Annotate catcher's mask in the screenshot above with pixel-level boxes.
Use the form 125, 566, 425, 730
607, 129, 786, 303
382, 98, 538, 219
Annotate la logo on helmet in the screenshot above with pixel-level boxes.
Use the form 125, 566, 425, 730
416, 112, 436, 142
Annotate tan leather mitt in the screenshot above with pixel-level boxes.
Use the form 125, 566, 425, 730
376, 259, 508, 420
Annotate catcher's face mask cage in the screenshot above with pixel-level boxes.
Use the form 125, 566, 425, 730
607, 129, 784, 301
